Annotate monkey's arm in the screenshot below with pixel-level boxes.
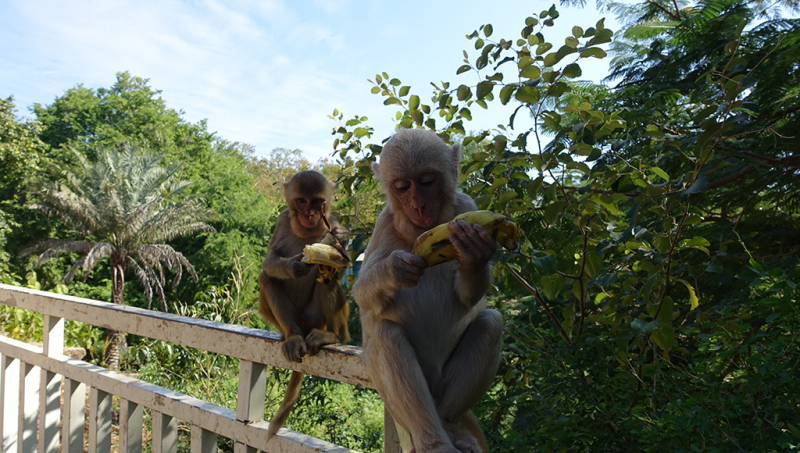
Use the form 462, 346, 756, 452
261, 215, 313, 279
353, 212, 426, 312
450, 197, 496, 307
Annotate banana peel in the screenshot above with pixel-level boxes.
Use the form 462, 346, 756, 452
302, 243, 351, 283
411, 210, 518, 267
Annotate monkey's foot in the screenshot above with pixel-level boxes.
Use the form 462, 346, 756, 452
305, 329, 338, 355
281, 335, 307, 363
443, 422, 481, 453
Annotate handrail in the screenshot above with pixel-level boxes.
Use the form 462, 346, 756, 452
0, 283, 399, 453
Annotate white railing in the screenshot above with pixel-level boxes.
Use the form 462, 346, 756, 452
0, 284, 401, 453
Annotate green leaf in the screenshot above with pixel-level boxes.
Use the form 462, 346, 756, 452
580, 48, 607, 58
533, 254, 557, 275
457, 64, 471, 75
483, 24, 493, 37
515, 86, 540, 104
519, 65, 541, 79
476, 81, 493, 99
562, 63, 582, 78
650, 166, 669, 181
527, 176, 544, 199
541, 274, 565, 300
678, 279, 700, 310
682, 175, 708, 195
409, 95, 420, 110
651, 323, 677, 351
565, 36, 579, 48
389, 78, 401, 86
572, 26, 583, 38
544, 200, 566, 225
499, 84, 516, 105
632, 318, 660, 335
457, 85, 472, 101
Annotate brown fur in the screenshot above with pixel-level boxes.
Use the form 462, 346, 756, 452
354, 129, 503, 453
258, 170, 350, 440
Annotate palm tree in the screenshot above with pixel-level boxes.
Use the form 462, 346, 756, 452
20, 144, 217, 369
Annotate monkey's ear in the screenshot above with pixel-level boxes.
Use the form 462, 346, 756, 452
282, 182, 290, 201
371, 162, 381, 180
451, 144, 461, 176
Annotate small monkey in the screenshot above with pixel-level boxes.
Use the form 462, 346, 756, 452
258, 170, 350, 440
353, 129, 503, 453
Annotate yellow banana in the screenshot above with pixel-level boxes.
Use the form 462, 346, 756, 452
302, 243, 351, 283
411, 210, 518, 267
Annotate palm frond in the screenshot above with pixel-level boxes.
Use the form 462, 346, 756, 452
83, 242, 114, 272
26, 143, 214, 310
64, 256, 86, 284
137, 202, 217, 244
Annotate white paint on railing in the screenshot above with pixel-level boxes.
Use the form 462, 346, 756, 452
0, 284, 400, 453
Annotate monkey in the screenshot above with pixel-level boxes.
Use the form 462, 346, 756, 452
352, 129, 503, 453
258, 169, 350, 441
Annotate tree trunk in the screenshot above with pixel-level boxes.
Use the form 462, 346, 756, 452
104, 263, 126, 370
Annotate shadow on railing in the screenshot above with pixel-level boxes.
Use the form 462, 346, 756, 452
0, 283, 401, 453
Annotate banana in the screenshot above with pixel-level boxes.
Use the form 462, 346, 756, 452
411, 210, 518, 267
302, 243, 351, 283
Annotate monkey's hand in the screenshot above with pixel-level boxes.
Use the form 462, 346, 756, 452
330, 225, 349, 248
281, 335, 307, 363
387, 250, 428, 290
305, 329, 339, 356
288, 253, 314, 278
448, 219, 497, 270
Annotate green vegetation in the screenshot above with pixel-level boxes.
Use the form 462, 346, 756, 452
2, 0, 798, 451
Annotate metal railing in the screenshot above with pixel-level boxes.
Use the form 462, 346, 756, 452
0, 284, 400, 453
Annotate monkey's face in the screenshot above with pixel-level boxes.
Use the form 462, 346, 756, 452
293, 196, 326, 229
391, 173, 442, 228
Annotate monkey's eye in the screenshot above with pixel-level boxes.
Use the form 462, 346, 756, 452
311, 198, 325, 206
419, 176, 436, 188
296, 198, 308, 205
393, 180, 411, 193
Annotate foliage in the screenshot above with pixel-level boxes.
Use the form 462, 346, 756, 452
0, 96, 49, 280
20, 144, 216, 308
332, 1, 799, 451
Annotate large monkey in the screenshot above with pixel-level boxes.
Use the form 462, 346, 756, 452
353, 129, 503, 453
258, 170, 350, 440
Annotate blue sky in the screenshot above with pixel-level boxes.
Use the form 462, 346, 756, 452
0, 0, 619, 161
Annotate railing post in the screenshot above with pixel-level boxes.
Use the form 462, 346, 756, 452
89, 387, 112, 452
19, 361, 39, 453
1, 355, 20, 453
383, 407, 401, 453
119, 399, 143, 453
152, 411, 178, 453
235, 360, 266, 453
61, 378, 86, 453
190, 425, 217, 453
39, 314, 64, 453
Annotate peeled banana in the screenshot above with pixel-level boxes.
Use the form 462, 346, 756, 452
302, 243, 351, 283
411, 210, 518, 267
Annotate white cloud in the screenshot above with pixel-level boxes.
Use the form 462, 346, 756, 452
1, 0, 618, 161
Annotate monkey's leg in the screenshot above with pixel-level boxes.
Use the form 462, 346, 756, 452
434, 309, 503, 452
367, 320, 459, 453
263, 278, 308, 362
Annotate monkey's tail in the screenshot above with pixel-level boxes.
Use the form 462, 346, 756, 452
266, 371, 304, 441
460, 409, 489, 453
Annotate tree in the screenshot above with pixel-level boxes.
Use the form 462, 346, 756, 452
0, 96, 48, 283
332, 1, 799, 450
20, 144, 216, 369
30, 72, 276, 311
